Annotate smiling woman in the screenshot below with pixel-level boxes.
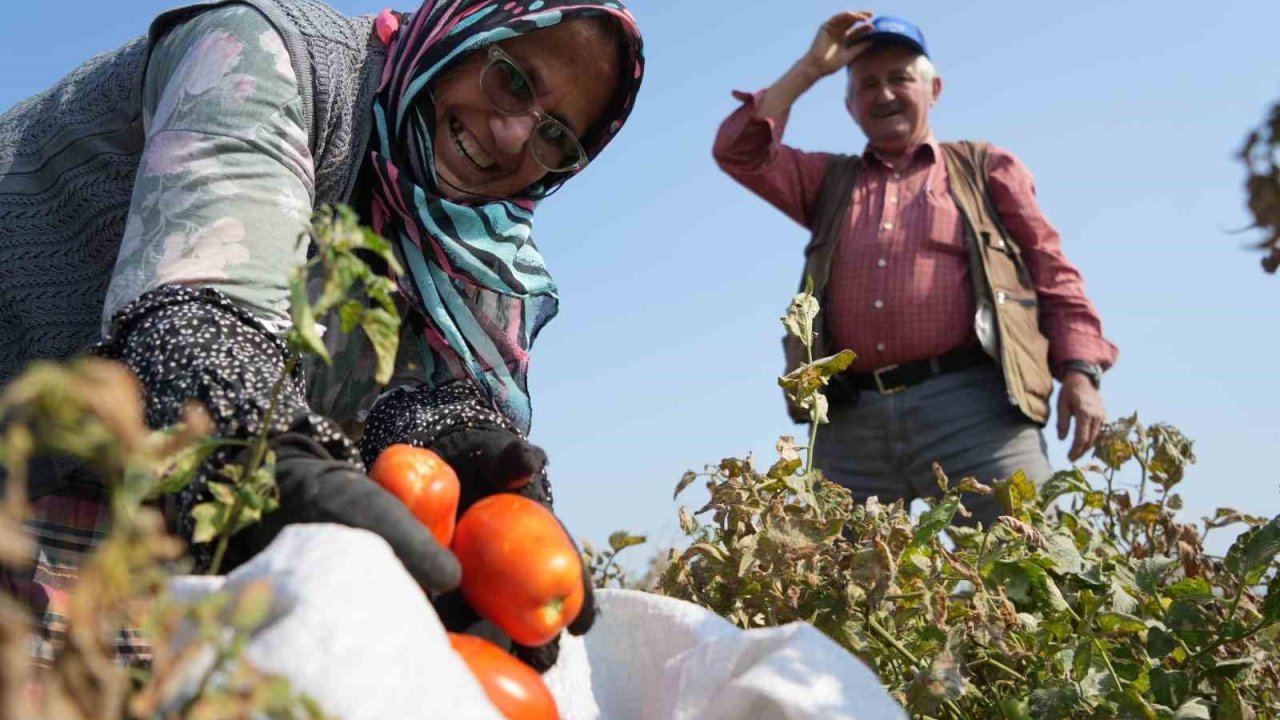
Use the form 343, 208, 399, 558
428, 19, 623, 199
0, 0, 643, 674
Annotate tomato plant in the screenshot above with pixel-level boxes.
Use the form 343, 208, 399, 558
453, 494, 584, 647
449, 633, 558, 720
369, 443, 461, 547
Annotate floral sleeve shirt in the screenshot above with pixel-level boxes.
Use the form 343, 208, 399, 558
102, 4, 429, 434
103, 4, 313, 334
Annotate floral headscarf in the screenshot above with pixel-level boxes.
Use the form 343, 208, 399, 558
368, 0, 644, 433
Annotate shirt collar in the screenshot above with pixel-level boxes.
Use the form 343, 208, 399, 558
862, 136, 940, 169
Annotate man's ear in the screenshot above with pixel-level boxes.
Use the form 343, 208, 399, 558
931, 75, 943, 105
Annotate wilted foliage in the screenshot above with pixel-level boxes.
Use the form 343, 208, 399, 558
1241, 99, 1280, 273
0, 206, 392, 719
657, 286, 1280, 718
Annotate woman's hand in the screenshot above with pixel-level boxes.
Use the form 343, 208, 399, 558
801, 11, 876, 79
224, 433, 462, 592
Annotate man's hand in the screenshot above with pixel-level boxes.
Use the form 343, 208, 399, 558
756, 11, 876, 119
802, 11, 876, 78
1057, 372, 1106, 462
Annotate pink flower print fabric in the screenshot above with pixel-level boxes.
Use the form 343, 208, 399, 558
104, 5, 316, 335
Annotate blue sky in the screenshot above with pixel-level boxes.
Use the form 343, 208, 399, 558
3, 0, 1277, 567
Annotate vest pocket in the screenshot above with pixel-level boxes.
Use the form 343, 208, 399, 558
995, 290, 1053, 420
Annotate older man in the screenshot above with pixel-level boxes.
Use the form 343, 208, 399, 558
713, 12, 1117, 525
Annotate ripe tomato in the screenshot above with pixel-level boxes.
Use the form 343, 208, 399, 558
368, 444, 461, 547
452, 494, 584, 647
449, 633, 558, 720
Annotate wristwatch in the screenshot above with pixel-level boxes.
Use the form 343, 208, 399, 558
1061, 360, 1103, 389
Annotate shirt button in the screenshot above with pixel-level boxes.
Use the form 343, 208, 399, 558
888, 196, 898, 204
873, 300, 884, 309
883, 222, 893, 230
892, 172, 901, 180
876, 343, 886, 352
877, 258, 887, 268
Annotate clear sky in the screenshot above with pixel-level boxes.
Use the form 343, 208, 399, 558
3, 0, 1277, 568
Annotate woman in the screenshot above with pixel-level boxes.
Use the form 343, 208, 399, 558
0, 0, 644, 671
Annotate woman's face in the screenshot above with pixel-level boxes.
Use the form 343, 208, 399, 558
429, 19, 620, 200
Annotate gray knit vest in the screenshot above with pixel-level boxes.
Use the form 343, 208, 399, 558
0, 0, 385, 386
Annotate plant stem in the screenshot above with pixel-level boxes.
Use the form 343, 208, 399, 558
208, 355, 299, 575
868, 615, 920, 668
1092, 637, 1124, 692
973, 656, 1026, 681
804, 328, 817, 475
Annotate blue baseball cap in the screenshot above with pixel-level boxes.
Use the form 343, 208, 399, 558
859, 15, 929, 58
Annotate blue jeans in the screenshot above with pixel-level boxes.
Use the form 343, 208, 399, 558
813, 364, 1052, 528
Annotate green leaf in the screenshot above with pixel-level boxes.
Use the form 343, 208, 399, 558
207, 480, 237, 505
999, 698, 1033, 720
607, 531, 646, 553
1262, 575, 1280, 624
1097, 611, 1146, 635
1223, 516, 1280, 585
1201, 657, 1254, 681
149, 438, 225, 499
360, 307, 400, 385
1128, 502, 1164, 526
996, 470, 1037, 516
1038, 468, 1091, 508
1021, 560, 1071, 614
1170, 698, 1211, 720
782, 291, 819, 342
338, 300, 364, 333
1150, 665, 1190, 709
191, 502, 228, 544
1042, 530, 1084, 574
1072, 639, 1093, 682
781, 472, 819, 508
289, 278, 330, 364
912, 496, 960, 547
1164, 577, 1214, 603
768, 455, 803, 481
1029, 685, 1084, 720
1134, 556, 1179, 595
1146, 625, 1179, 659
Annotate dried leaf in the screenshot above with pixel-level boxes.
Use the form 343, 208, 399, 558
673, 471, 698, 499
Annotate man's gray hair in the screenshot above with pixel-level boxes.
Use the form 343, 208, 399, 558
847, 49, 940, 83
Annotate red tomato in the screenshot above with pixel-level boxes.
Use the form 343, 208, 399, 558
448, 632, 559, 720
368, 444, 460, 546
452, 494, 584, 647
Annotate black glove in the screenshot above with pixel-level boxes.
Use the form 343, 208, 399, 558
359, 384, 595, 671
429, 427, 596, 671
221, 433, 461, 593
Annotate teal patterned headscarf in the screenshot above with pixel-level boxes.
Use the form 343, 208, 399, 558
368, 0, 644, 433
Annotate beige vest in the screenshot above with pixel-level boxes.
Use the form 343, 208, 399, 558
782, 141, 1053, 425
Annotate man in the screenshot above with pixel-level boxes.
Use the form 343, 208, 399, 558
713, 12, 1117, 525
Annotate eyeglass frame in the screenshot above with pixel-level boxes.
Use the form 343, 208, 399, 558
478, 45, 590, 174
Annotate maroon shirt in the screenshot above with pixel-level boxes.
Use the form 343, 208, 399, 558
714, 90, 1117, 374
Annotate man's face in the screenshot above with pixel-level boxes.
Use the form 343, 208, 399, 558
845, 45, 941, 156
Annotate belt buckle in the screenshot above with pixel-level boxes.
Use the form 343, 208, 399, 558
873, 364, 905, 395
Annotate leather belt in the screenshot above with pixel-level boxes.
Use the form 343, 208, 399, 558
834, 346, 994, 399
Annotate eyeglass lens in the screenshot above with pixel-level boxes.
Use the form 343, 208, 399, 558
480, 56, 585, 171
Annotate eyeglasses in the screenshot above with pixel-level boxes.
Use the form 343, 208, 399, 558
479, 45, 589, 173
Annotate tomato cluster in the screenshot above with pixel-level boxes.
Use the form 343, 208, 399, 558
370, 444, 583, 719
